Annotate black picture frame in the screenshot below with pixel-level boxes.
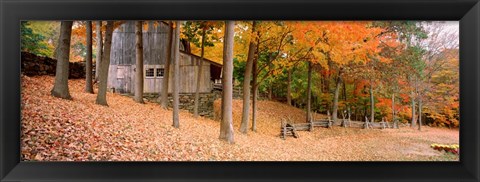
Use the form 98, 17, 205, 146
1, 0, 478, 181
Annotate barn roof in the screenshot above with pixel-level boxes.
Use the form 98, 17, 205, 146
181, 50, 222, 68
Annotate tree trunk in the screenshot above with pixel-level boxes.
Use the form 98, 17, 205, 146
410, 76, 417, 127
194, 28, 207, 118
418, 97, 422, 131
370, 82, 375, 123
95, 21, 103, 82
53, 38, 60, 61
133, 21, 145, 103
325, 59, 333, 92
287, 68, 292, 106
220, 68, 225, 122
343, 80, 347, 101
172, 21, 181, 128
85, 21, 94, 94
392, 93, 398, 128
411, 92, 416, 127
51, 21, 73, 99
251, 36, 260, 132
306, 61, 312, 123
219, 21, 235, 144
95, 21, 114, 106
252, 83, 258, 132
240, 21, 257, 134
332, 71, 342, 123
160, 21, 173, 109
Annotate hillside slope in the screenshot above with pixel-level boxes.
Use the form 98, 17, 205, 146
21, 76, 459, 161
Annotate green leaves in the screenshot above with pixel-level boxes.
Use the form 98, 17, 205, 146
182, 21, 220, 48
21, 21, 52, 57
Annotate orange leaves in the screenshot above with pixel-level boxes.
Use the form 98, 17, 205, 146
286, 21, 387, 67
376, 97, 392, 108
353, 79, 369, 96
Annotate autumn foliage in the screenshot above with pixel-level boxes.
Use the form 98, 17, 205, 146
20, 20, 459, 161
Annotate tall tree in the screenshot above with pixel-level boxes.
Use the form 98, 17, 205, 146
95, 21, 114, 106
134, 21, 145, 104
286, 68, 293, 105
369, 80, 374, 123
172, 21, 181, 128
160, 21, 174, 109
95, 21, 103, 82
182, 21, 220, 117
416, 22, 458, 130
306, 61, 313, 123
85, 21, 94, 94
219, 21, 235, 143
418, 97, 422, 130
193, 26, 206, 117
411, 77, 417, 127
250, 22, 291, 131
332, 70, 343, 123
371, 21, 427, 128
287, 21, 385, 123
51, 21, 73, 99
239, 21, 257, 133
373, 21, 427, 128
251, 45, 259, 132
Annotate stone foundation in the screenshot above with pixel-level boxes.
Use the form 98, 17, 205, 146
127, 86, 266, 119
143, 91, 221, 118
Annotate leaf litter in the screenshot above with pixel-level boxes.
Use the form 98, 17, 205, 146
21, 75, 459, 161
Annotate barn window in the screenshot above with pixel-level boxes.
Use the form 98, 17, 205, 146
145, 68, 155, 78
156, 68, 165, 77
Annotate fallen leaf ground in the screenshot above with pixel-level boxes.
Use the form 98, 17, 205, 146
21, 75, 459, 161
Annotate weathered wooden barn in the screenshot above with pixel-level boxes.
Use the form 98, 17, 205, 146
108, 21, 222, 94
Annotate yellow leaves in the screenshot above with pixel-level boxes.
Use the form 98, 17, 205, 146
378, 56, 393, 63
271, 69, 281, 76
311, 51, 328, 67
190, 41, 224, 64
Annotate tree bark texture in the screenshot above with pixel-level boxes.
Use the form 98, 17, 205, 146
95, 21, 114, 106
418, 97, 422, 131
134, 21, 145, 104
51, 21, 73, 100
240, 21, 257, 134
219, 21, 235, 143
160, 21, 174, 109
370, 82, 375, 123
332, 71, 342, 123
194, 28, 206, 117
172, 21, 181, 128
85, 21, 94, 94
251, 38, 260, 132
95, 21, 103, 81
306, 61, 312, 123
